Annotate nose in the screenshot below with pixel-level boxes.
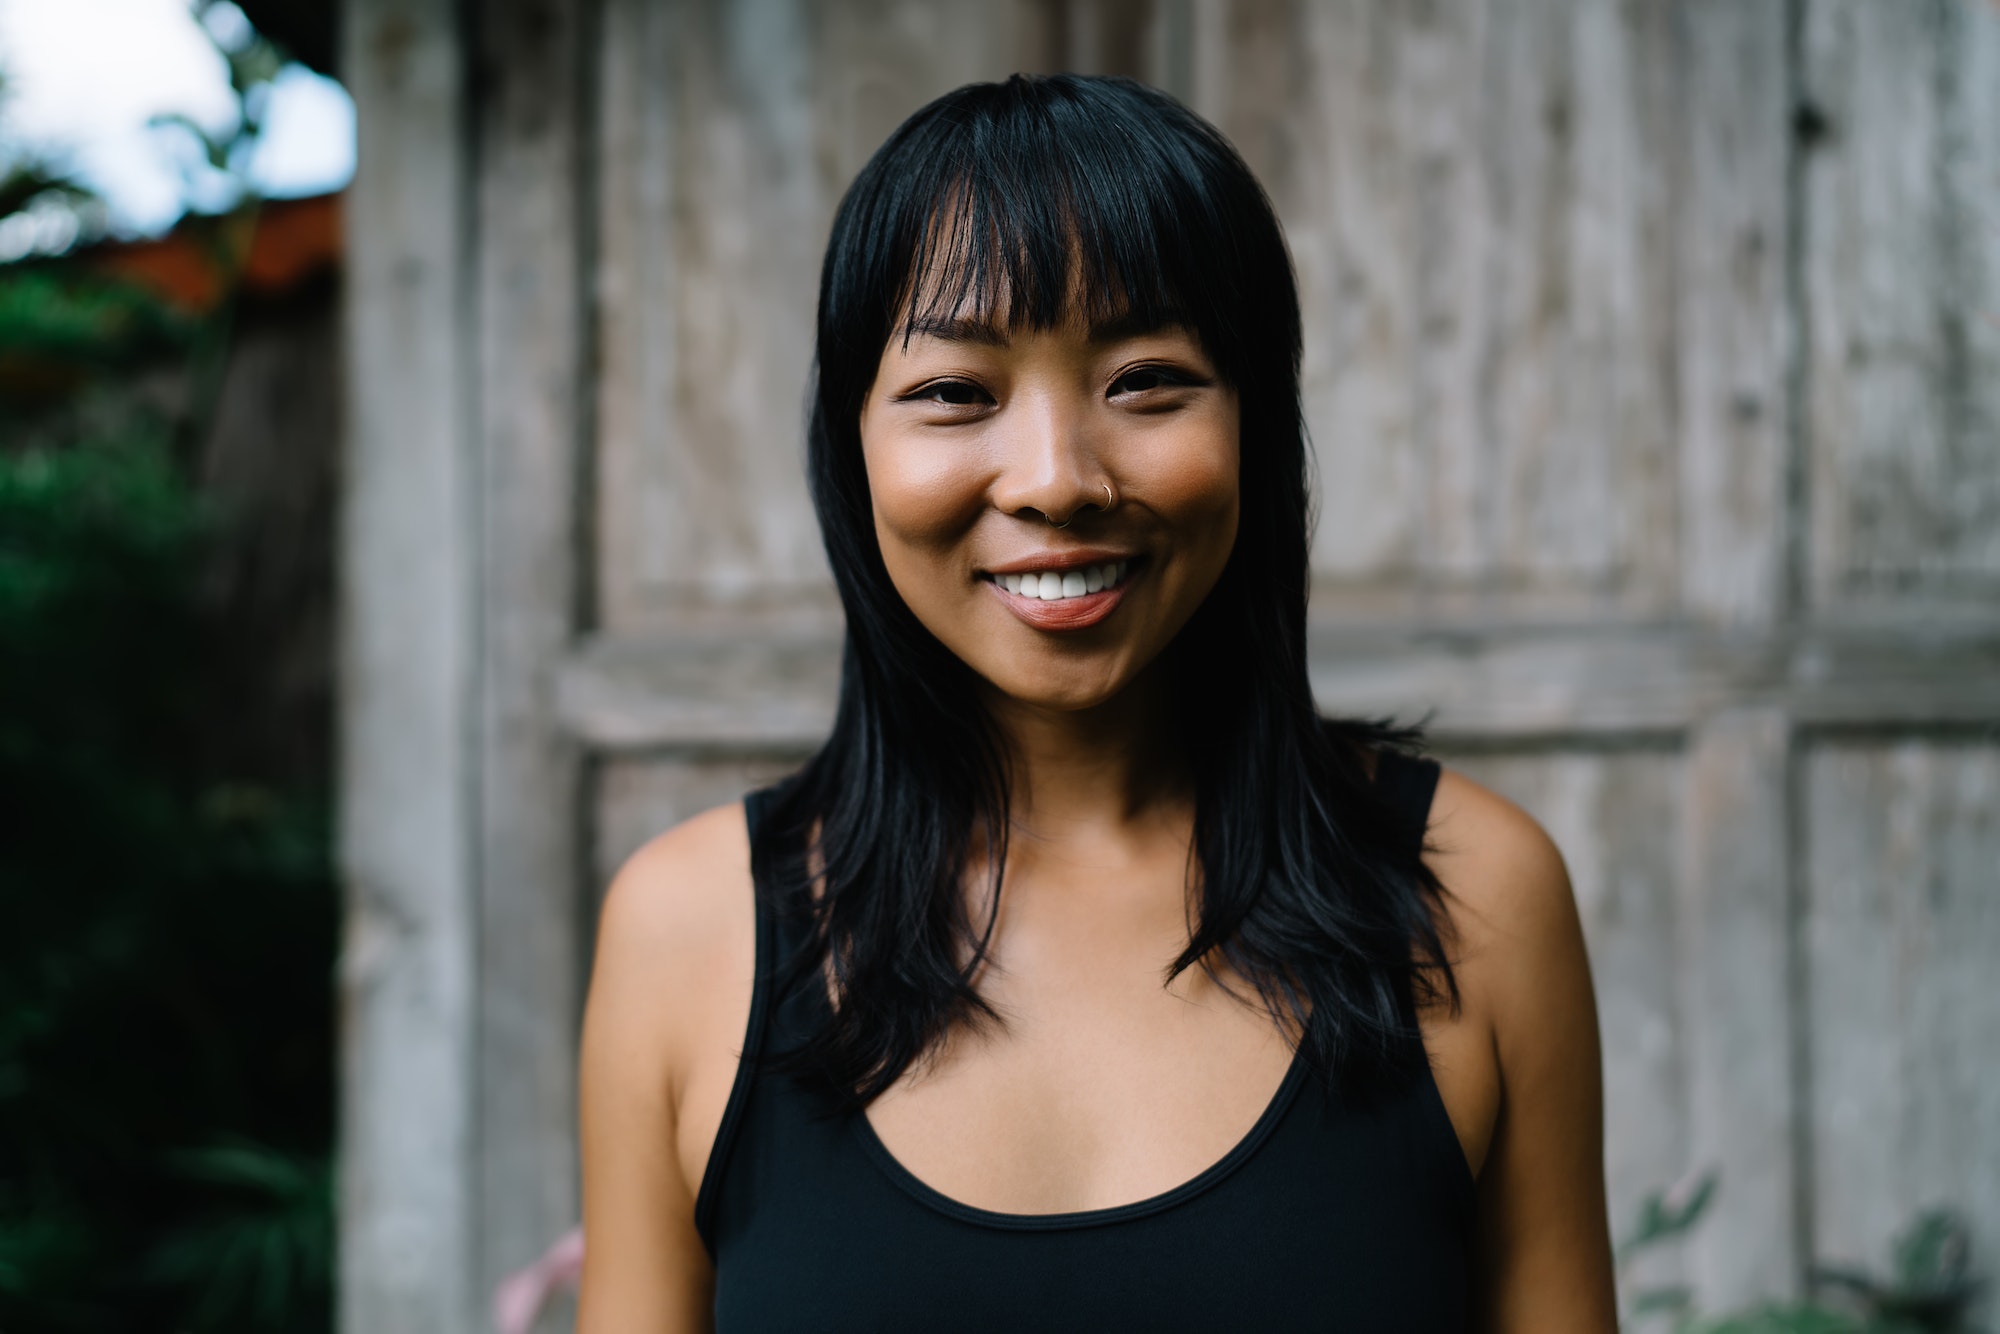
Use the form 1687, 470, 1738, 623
988, 390, 1113, 527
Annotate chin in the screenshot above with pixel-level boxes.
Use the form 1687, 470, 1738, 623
979, 658, 1139, 713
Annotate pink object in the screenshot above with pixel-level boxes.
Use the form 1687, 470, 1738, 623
492, 1226, 585, 1334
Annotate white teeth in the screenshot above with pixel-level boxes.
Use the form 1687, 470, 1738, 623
996, 561, 1133, 601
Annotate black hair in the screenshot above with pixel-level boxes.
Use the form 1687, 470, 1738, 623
756, 73, 1455, 1105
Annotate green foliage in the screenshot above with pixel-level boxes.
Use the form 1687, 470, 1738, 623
143, 1137, 334, 1330
1623, 1172, 1722, 1264
4, 18, 335, 1329
1807, 1212, 1986, 1334
0, 422, 335, 1329
0, 268, 193, 369
1618, 1179, 1986, 1334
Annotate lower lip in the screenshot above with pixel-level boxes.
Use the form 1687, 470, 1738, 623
984, 573, 1132, 631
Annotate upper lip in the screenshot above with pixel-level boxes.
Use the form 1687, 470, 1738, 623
981, 547, 1142, 576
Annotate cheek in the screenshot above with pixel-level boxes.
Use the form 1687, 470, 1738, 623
1133, 406, 1241, 558
865, 418, 967, 531
861, 427, 987, 587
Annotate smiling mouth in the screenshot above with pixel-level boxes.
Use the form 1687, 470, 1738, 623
985, 559, 1132, 601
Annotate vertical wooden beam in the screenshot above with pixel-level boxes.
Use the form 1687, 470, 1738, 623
1677, 0, 1793, 626
338, 0, 478, 1329
1805, 740, 2000, 1297
1679, 708, 1800, 1305
1674, 4, 1807, 1303
471, 0, 589, 1311
1800, 0, 2000, 612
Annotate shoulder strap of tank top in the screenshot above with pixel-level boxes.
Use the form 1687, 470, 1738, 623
692, 785, 783, 1253
1373, 748, 1441, 858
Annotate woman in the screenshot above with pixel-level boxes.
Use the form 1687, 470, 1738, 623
578, 74, 1615, 1331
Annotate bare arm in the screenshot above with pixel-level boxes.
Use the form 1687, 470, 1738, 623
1428, 772, 1618, 1333
576, 803, 755, 1333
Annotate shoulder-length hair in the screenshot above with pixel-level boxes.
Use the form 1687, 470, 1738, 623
757, 73, 1453, 1104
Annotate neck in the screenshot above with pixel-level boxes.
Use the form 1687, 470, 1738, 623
979, 663, 1192, 839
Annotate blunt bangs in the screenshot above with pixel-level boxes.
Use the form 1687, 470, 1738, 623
818, 74, 1299, 420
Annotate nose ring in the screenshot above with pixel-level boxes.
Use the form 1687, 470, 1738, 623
1045, 483, 1116, 529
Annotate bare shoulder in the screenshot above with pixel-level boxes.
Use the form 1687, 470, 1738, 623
595, 802, 754, 986
1418, 765, 1598, 1104
1422, 767, 1578, 970
576, 802, 758, 1327
1420, 776, 1615, 1326
584, 804, 756, 1120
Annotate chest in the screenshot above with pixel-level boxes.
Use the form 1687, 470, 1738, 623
710, 1044, 1476, 1334
863, 962, 1301, 1215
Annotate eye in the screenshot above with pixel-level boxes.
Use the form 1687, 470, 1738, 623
903, 379, 992, 408
1109, 364, 1201, 397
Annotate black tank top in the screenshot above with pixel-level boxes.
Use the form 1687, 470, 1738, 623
698, 751, 1473, 1331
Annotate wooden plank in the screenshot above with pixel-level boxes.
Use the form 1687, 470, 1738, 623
1676, 0, 1791, 624
554, 619, 2000, 750
1238, 1, 1680, 614
1678, 709, 1799, 1305
1256, 0, 1431, 582
337, 0, 478, 1329
1442, 746, 1690, 1294
1802, 0, 2000, 613
471, 0, 587, 1315
1805, 739, 2000, 1308
558, 628, 842, 751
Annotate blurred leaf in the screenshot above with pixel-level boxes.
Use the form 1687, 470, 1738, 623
148, 110, 235, 175
1808, 1210, 1983, 1333
144, 1137, 333, 1330
1620, 1170, 1720, 1262
1890, 1211, 1971, 1292
1630, 1284, 1695, 1317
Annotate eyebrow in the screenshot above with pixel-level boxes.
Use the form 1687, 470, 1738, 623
902, 309, 1189, 348
904, 313, 1012, 346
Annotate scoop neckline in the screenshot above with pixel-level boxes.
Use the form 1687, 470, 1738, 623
847, 1039, 1314, 1232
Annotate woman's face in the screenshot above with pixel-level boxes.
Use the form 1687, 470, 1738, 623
858, 301, 1240, 713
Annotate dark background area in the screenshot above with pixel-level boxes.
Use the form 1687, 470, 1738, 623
1, 5, 342, 1327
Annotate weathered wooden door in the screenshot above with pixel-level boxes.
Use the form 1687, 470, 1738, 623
340, 1, 2000, 1329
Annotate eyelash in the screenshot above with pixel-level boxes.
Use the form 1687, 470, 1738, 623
901, 364, 1203, 408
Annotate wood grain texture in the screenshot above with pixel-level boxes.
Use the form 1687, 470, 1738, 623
1678, 709, 1798, 1305
1230, 1, 1680, 615
338, 0, 477, 1328
1676, 0, 1791, 624
471, 0, 587, 1316
1805, 739, 2000, 1324
1802, 0, 2000, 613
